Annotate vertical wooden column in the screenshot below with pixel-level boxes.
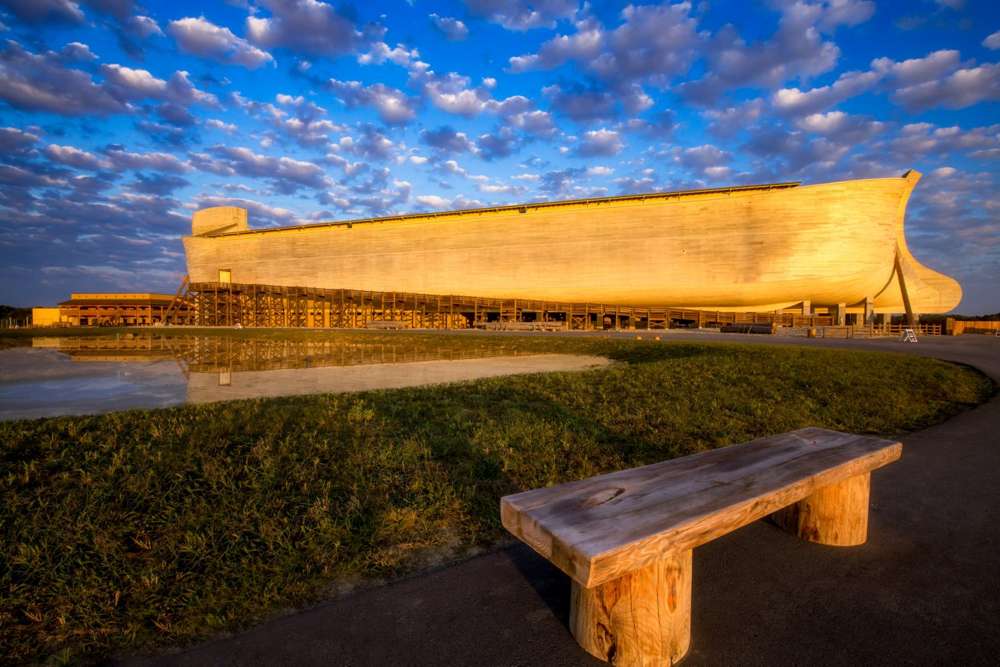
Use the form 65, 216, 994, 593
770, 473, 870, 546
571, 549, 692, 667
834, 302, 846, 326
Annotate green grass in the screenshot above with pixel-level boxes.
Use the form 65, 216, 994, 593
0, 332, 993, 665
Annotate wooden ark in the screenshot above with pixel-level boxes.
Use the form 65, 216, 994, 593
183, 171, 961, 315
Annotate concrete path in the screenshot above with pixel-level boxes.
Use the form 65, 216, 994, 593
121, 335, 1000, 666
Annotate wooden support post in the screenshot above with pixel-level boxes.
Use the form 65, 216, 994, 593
769, 472, 870, 546
835, 302, 846, 326
801, 299, 811, 317
570, 549, 692, 667
863, 297, 874, 325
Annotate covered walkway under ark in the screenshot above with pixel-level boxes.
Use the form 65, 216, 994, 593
186, 280, 842, 331
183, 279, 951, 334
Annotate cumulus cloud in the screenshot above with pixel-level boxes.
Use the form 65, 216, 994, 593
101, 64, 219, 107
420, 126, 476, 154
679, 1, 860, 104
265, 94, 341, 146
415, 194, 451, 209
538, 167, 586, 196
576, 128, 623, 157
169, 16, 273, 69
404, 62, 545, 122
476, 126, 521, 160
357, 41, 420, 68
0, 0, 84, 25
44, 144, 110, 170
429, 14, 468, 41
463, 0, 577, 30
870, 49, 963, 87
743, 128, 847, 175
985, 30, 1000, 50
205, 118, 237, 133
551, 82, 651, 122
60, 41, 96, 61
505, 109, 557, 137
0, 41, 127, 115
246, 0, 364, 57
890, 62, 1000, 111
772, 70, 880, 116
194, 195, 298, 226
678, 144, 731, 170
424, 74, 491, 116
772, 49, 996, 115
623, 110, 676, 138
795, 111, 886, 143
105, 147, 191, 172
205, 145, 330, 192
702, 99, 766, 137
343, 124, 397, 161
0, 125, 39, 152
882, 122, 1000, 162
327, 79, 417, 124
509, 4, 700, 117
128, 172, 190, 195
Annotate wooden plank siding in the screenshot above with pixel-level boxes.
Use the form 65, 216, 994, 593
183, 173, 962, 315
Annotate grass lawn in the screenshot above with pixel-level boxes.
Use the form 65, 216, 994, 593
0, 330, 993, 664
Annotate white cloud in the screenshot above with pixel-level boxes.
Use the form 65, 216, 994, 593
105, 148, 191, 173
576, 129, 623, 157
0, 42, 127, 115
416, 194, 451, 209
429, 14, 468, 41
0, 0, 83, 25
101, 64, 218, 106
357, 42, 420, 68
169, 16, 273, 69
772, 70, 880, 115
892, 63, 1000, 111
679, 144, 731, 169
463, 0, 577, 30
985, 30, 1000, 50
871, 49, 962, 87
246, 0, 363, 57
44, 144, 109, 170
205, 118, 237, 133
327, 79, 417, 124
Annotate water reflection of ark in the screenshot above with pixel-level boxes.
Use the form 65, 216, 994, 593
1, 336, 608, 419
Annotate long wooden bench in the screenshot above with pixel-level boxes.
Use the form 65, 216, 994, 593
501, 427, 902, 666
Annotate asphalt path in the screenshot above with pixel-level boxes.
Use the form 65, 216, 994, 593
120, 333, 1000, 666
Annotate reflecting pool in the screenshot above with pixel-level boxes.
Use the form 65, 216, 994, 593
0, 335, 608, 420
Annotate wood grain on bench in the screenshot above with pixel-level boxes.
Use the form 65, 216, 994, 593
501, 427, 901, 589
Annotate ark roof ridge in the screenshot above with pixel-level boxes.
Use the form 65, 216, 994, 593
202, 180, 803, 237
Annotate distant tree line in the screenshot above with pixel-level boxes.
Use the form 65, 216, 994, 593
0, 304, 32, 327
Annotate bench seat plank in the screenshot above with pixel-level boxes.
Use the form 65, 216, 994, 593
501, 427, 901, 588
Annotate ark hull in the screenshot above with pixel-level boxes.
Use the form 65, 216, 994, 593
183, 172, 961, 314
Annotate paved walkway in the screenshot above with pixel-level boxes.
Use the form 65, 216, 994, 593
123, 335, 1000, 666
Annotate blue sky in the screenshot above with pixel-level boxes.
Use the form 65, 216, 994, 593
0, 0, 997, 313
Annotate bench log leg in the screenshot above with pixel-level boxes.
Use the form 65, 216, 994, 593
770, 472, 870, 546
570, 549, 692, 666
